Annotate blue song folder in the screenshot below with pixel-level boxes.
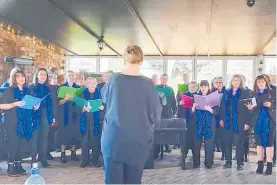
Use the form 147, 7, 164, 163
0, 87, 8, 93
20, 93, 51, 110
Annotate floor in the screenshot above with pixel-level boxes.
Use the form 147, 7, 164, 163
0, 149, 276, 184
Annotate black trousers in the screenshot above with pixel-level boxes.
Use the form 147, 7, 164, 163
81, 133, 101, 165
31, 118, 49, 162
104, 158, 145, 184
194, 137, 214, 167
7, 135, 24, 162
244, 130, 250, 159
224, 129, 244, 165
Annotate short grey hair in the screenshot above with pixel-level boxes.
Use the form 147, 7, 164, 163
86, 77, 98, 84
189, 80, 197, 85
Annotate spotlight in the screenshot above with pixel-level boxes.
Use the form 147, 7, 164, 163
247, 0, 255, 7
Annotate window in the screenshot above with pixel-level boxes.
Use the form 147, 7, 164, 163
264, 57, 277, 85
227, 59, 254, 88
140, 60, 163, 78
167, 60, 193, 92
264, 57, 277, 74
100, 57, 124, 72
196, 60, 223, 85
68, 57, 97, 72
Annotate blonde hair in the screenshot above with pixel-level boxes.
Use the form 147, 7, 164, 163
230, 74, 244, 88
123, 45, 143, 64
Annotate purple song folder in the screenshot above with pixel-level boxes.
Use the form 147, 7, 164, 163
193, 91, 220, 110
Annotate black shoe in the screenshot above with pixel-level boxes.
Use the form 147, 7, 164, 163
61, 152, 66, 163
237, 165, 244, 171
273, 162, 276, 167
245, 157, 248, 162
216, 149, 221, 152
80, 162, 89, 168
7, 163, 18, 177
256, 161, 264, 174
47, 153, 54, 160
205, 162, 213, 169
71, 151, 80, 161
265, 162, 273, 175
15, 162, 26, 175
223, 163, 232, 169
193, 164, 200, 168
41, 160, 49, 168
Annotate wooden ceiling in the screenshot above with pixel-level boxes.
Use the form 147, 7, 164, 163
0, 0, 275, 56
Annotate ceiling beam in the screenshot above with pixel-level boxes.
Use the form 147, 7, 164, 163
124, 0, 163, 56
257, 30, 276, 55
46, 0, 122, 56
0, 15, 78, 55
207, 0, 218, 57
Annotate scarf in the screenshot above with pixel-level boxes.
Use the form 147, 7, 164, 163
270, 84, 276, 90
63, 82, 79, 126
224, 88, 241, 133
13, 87, 33, 141
255, 89, 270, 147
195, 91, 213, 140
196, 110, 213, 140
32, 84, 54, 131
80, 88, 101, 136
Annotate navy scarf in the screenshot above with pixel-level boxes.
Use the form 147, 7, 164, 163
255, 89, 270, 147
224, 88, 241, 133
195, 91, 213, 140
80, 88, 101, 136
33, 84, 54, 131
13, 87, 33, 141
63, 82, 79, 126
270, 84, 276, 90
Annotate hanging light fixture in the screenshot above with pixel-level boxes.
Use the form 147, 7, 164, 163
97, 35, 105, 51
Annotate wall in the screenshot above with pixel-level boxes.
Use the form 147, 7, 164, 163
0, 29, 64, 84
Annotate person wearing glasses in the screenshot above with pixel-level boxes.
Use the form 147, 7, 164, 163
213, 77, 226, 160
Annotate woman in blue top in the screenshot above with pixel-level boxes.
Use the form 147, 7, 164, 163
0, 69, 38, 176
101, 45, 161, 184
191, 80, 219, 169
246, 75, 276, 175
79, 77, 104, 168
30, 68, 54, 167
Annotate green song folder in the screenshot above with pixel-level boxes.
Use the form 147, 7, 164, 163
178, 84, 189, 94
74, 96, 102, 112
58, 87, 85, 99
156, 87, 173, 97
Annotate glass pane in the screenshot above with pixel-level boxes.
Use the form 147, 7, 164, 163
68, 57, 96, 72
167, 60, 193, 92
227, 60, 253, 88
196, 60, 223, 85
100, 58, 124, 72
140, 60, 163, 78
264, 57, 277, 74
264, 57, 277, 85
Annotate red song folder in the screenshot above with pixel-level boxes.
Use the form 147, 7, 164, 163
181, 95, 193, 108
